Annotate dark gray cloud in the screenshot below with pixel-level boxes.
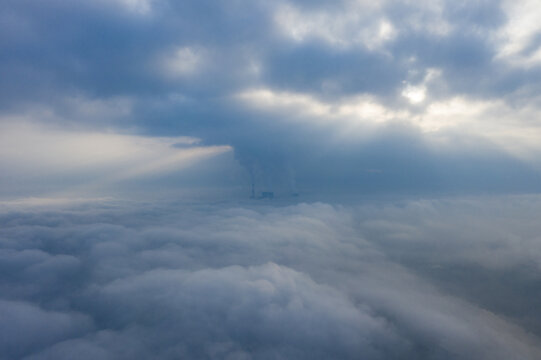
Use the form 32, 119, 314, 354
3, 0, 541, 197
0, 0, 534, 103
0, 300, 93, 359
2, 197, 541, 359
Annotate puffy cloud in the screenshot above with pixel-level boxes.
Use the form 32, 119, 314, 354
93, 263, 404, 359
0, 300, 93, 359
497, 0, 541, 67
1, 197, 541, 358
273, 2, 396, 51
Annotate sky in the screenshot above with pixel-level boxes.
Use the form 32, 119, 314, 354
2, 0, 541, 359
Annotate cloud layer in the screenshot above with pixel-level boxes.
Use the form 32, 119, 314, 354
2, 196, 541, 359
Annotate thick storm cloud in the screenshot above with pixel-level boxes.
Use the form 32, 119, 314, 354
2, 197, 541, 359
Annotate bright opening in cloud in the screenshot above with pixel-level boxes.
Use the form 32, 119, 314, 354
402, 84, 426, 104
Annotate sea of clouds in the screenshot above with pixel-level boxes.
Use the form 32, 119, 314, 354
3, 1, 541, 358
2, 195, 541, 359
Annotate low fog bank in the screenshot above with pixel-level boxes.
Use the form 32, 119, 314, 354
1, 195, 541, 359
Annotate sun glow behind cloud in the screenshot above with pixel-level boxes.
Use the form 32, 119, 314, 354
236, 88, 400, 125
235, 86, 541, 171
0, 122, 232, 197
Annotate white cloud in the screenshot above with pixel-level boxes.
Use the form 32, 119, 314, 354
235, 84, 541, 171
402, 84, 426, 104
401, 68, 441, 105
273, 2, 395, 51
497, 0, 541, 67
235, 88, 403, 130
112, 0, 154, 15
419, 96, 541, 168
0, 121, 231, 197
273, 0, 454, 51
3, 197, 541, 358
